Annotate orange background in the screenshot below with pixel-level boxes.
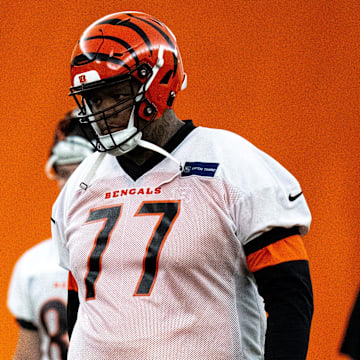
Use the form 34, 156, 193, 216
1, 1, 359, 359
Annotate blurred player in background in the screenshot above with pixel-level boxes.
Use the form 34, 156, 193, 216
7, 110, 94, 360
52, 11, 314, 359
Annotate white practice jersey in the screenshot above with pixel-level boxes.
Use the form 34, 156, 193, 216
52, 124, 311, 360
7, 239, 69, 360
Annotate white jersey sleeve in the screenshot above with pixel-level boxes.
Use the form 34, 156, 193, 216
7, 253, 35, 323
51, 202, 70, 270
51, 152, 101, 270
227, 137, 311, 245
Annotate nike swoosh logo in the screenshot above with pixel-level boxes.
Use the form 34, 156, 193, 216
288, 191, 303, 201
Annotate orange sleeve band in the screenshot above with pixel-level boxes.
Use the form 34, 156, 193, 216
68, 271, 78, 292
247, 234, 309, 273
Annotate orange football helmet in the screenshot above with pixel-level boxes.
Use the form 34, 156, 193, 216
69, 11, 187, 155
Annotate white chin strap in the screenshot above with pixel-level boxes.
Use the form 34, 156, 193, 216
95, 106, 142, 156
136, 139, 183, 171
80, 138, 183, 191
94, 120, 182, 172
96, 128, 182, 171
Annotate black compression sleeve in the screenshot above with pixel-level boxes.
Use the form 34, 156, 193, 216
67, 289, 79, 340
16, 318, 38, 331
340, 288, 360, 359
253, 260, 314, 360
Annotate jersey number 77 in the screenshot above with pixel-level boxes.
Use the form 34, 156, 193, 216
83, 200, 181, 300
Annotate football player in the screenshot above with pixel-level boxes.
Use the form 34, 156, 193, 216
52, 11, 314, 359
7, 110, 94, 360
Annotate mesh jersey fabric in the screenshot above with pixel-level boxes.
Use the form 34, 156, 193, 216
52, 126, 311, 359
7, 239, 69, 360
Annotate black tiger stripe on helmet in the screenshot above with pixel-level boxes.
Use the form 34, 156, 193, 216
126, 13, 178, 77
98, 17, 153, 55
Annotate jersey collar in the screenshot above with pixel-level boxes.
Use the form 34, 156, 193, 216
116, 120, 196, 181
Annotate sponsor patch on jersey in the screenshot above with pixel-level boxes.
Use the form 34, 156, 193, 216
181, 162, 219, 178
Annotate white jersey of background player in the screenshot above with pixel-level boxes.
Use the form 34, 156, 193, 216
52, 12, 314, 360
7, 110, 94, 360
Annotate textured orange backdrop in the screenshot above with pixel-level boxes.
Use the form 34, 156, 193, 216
1, 1, 359, 359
